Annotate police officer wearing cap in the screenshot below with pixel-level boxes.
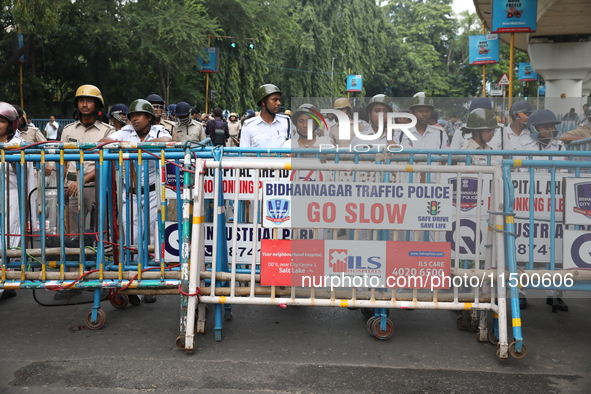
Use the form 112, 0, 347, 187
108, 103, 129, 131
489, 100, 534, 151
400, 92, 449, 149
350, 94, 400, 148
145, 93, 176, 136
172, 101, 205, 142
61, 84, 114, 235
518, 109, 568, 312
240, 84, 291, 148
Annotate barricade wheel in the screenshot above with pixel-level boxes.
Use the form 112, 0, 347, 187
110, 293, 129, 309
456, 315, 469, 330
176, 335, 191, 352
509, 342, 527, 359
85, 309, 106, 330
496, 347, 508, 361
366, 316, 377, 335
371, 318, 394, 340
361, 308, 374, 318
488, 331, 499, 345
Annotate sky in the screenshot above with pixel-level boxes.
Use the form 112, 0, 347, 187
452, 0, 476, 15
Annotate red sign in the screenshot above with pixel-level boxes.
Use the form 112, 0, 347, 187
260, 240, 451, 289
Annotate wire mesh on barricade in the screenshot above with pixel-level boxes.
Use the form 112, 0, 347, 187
0, 140, 209, 330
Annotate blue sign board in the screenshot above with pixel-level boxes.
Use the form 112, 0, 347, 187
346, 75, 363, 92
197, 47, 219, 73
518, 62, 538, 81
491, 0, 537, 33
469, 35, 500, 65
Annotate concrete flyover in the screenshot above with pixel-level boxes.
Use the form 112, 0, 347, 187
474, 0, 591, 114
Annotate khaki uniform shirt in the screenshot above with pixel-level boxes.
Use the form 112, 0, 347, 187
18, 126, 46, 144
61, 120, 113, 177
173, 120, 205, 142
564, 124, 591, 140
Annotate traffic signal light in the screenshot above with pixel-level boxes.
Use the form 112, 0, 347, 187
247, 43, 255, 50
229, 42, 237, 49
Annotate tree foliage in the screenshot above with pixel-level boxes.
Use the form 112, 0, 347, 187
0, 0, 537, 118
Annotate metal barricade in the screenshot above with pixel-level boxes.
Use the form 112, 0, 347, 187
500, 154, 591, 359
181, 148, 514, 358
0, 140, 207, 330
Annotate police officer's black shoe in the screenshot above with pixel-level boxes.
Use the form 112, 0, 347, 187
519, 295, 527, 309
546, 297, 568, 313
144, 295, 157, 304
129, 295, 141, 306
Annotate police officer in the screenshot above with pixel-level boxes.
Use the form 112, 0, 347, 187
328, 97, 369, 148
173, 101, 205, 142
560, 108, 591, 142
400, 92, 449, 149
61, 84, 113, 236
101, 99, 172, 305
12, 105, 47, 144
350, 94, 401, 148
450, 97, 494, 150
490, 100, 533, 151
146, 94, 176, 136
108, 103, 129, 131
227, 113, 241, 147
0, 102, 28, 301
240, 84, 291, 148
461, 108, 498, 151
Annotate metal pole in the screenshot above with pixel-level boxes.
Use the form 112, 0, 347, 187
19, 62, 24, 109
205, 73, 210, 114
481, 23, 486, 97
508, 33, 515, 110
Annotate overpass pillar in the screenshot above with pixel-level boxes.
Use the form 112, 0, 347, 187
529, 41, 591, 115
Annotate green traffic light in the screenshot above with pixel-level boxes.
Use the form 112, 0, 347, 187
230, 42, 237, 48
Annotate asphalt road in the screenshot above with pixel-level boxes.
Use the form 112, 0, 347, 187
1, 290, 590, 393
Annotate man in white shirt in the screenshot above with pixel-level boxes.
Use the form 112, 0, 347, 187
240, 84, 291, 148
44, 115, 60, 140
400, 92, 449, 150
489, 100, 533, 151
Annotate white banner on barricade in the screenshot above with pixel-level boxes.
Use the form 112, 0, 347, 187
262, 181, 454, 230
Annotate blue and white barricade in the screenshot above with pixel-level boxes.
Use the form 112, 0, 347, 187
0, 140, 207, 332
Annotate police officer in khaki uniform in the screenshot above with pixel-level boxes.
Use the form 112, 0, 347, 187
172, 102, 205, 142
61, 84, 113, 235
146, 94, 176, 137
